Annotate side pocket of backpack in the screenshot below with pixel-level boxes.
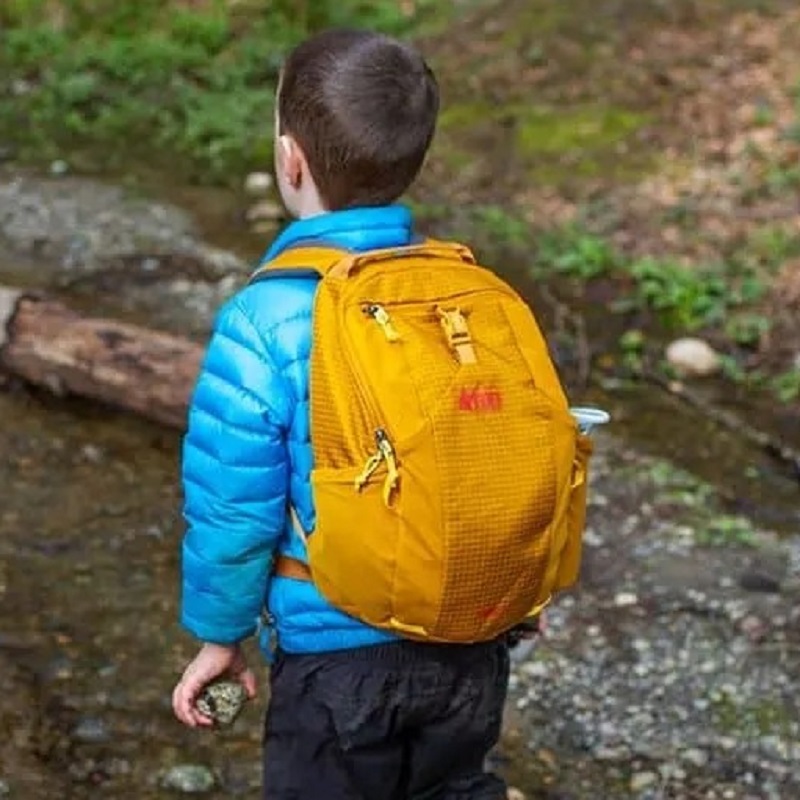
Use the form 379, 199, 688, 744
553, 433, 594, 591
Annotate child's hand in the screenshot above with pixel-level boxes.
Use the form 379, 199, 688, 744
172, 643, 258, 728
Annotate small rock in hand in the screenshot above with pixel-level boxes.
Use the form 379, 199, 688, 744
195, 680, 249, 727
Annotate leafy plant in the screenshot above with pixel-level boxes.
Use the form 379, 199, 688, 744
0, 0, 439, 181
535, 224, 620, 279
743, 224, 800, 268
618, 329, 645, 372
724, 312, 771, 347
471, 205, 531, 250
770, 368, 800, 403
696, 515, 757, 548
626, 257, 729, 331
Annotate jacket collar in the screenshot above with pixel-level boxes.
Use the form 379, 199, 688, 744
261, 204, 415, 263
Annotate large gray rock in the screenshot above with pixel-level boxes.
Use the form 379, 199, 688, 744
0, 172, 247, 280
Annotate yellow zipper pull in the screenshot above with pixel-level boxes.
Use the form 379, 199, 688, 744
365, 304, 401, 342
353, 429, 401, 506
376, 429, 400, 506
354, 451, 383, 492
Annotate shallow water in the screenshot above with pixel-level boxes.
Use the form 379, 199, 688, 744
0, 387, 270, 797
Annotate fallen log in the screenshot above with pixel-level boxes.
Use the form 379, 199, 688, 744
0, 286, 203, 429
3, 284, 798, 485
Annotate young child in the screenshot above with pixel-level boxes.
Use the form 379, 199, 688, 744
172, 28, 510, 800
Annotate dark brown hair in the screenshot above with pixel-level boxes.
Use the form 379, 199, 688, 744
278, 28, 439, 210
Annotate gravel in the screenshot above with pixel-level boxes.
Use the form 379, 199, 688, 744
503, 446, 800, 799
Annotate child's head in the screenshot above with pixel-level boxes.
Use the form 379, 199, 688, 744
274, 28, 439, 217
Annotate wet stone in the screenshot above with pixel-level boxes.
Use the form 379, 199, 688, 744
246, 200, 283, 223
79, 444, 105, 465
195, 680, 248, 727
738, 570, 781, 594
244, 172, 274, 196
614, 592, 638, 607
629, 771, 659, 792
595, 745, 631, 761
665, 337, 722, 377
43, 655, 74, 681
681, 747, 709, 767
159, 765, 216, 793
72, 716, 109, 744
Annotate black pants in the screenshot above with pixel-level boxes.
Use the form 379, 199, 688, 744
263, 639, 510, 800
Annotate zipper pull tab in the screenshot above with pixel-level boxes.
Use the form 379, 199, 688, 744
354, 429, 401, 506
354, 451, 383, 492
365, 304, 401, 342
375, 429, 400, 506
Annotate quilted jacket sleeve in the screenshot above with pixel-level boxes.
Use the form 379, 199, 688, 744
180, 294, 292, 645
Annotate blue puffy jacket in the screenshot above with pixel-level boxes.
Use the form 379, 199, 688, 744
180, 205, 418, 659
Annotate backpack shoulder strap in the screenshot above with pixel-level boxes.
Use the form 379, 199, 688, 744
249, 238, 476, 285
315, 238, 475, 279
248, 245, 348, 285
331, 238, 475, 276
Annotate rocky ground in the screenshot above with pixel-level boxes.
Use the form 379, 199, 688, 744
0, 374, 797, 799
501, 443, 800, 799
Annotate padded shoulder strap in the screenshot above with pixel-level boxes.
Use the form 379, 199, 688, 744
249, 245, 347, 284
249, 239, 475, 285
330, 239, 475, 278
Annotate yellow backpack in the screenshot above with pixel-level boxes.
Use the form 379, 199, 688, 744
252, 240, 593, 643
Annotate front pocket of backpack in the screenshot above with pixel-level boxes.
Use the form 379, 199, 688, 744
307, 466, 399, 624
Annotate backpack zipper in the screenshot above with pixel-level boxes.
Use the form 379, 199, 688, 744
363, 303, 401, 342
354, 428, 400, 506
340, 305, 400, 506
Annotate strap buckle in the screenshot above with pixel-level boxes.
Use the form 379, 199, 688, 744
437, 307, 477, 364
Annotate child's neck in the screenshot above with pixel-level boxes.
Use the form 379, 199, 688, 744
295, 190, 328, 220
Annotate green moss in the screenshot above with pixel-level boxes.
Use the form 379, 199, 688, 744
516, 107, 647, 155
437, 102, 650, 184
712, 691, 794, 737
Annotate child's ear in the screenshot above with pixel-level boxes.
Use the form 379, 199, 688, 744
277, 134, 304, 190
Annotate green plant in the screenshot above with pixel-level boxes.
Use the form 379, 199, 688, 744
743, 224, 800, 268
470, 205, 531, 250
618, 329, 645, 372
765, 163, 800, 195
534, 225, 620, 279
752, 102, 775, 127
770, 368, 800, 403
724, 312, 770, 347
0, 0, 440, 181
718, 354, 748, 383
626, 257, 729, 331
696, 515, 757, 548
